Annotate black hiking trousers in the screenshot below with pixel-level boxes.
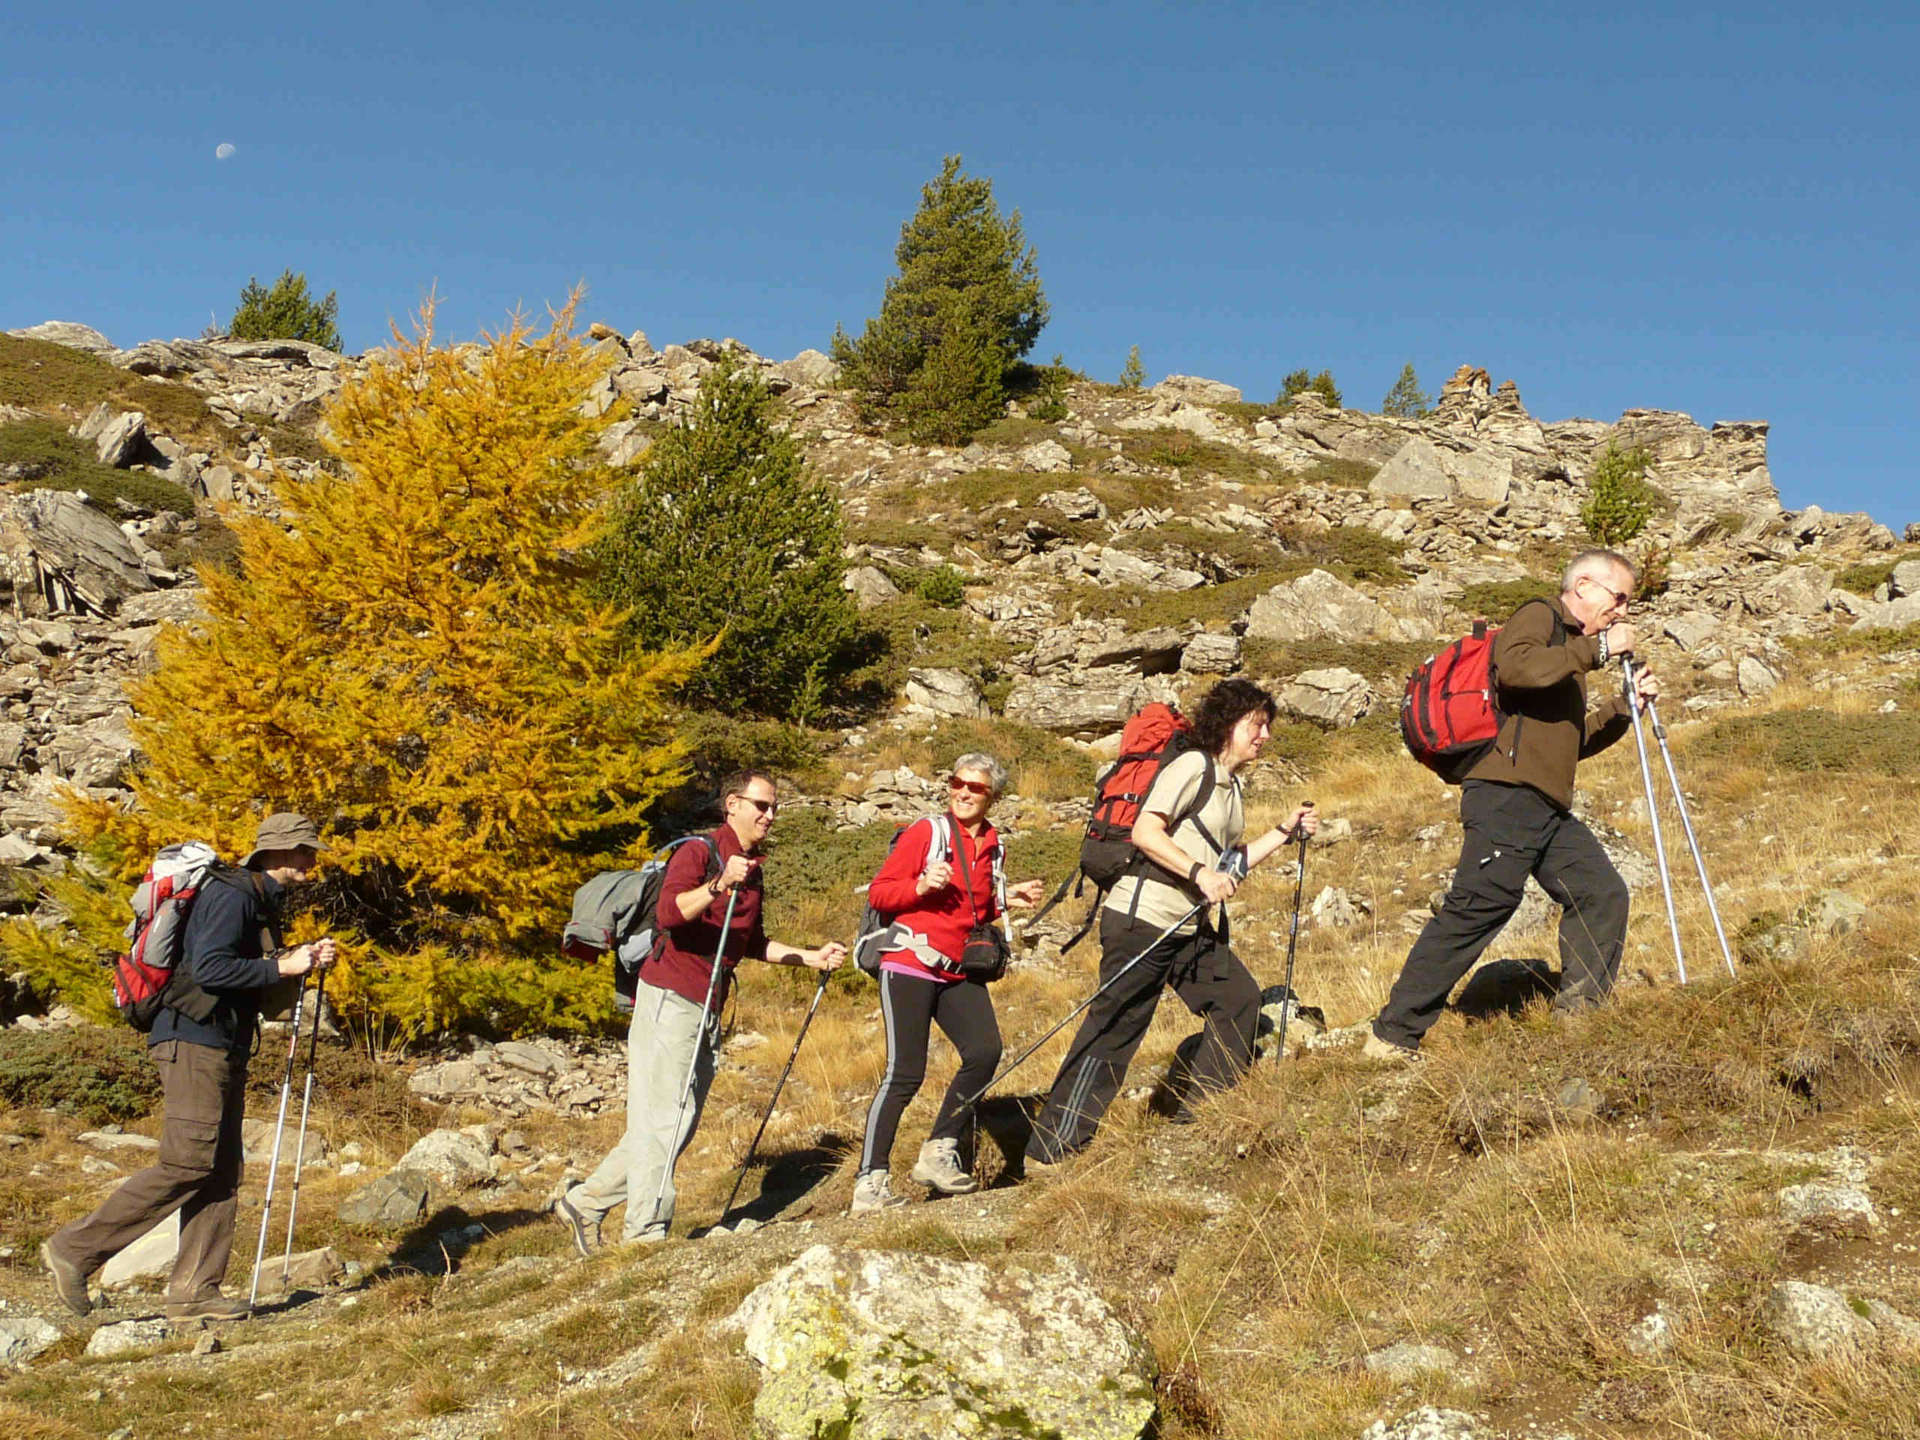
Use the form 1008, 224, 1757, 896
859, 970, 1002, 1174
1374, 780, 1629, 1051
1028, 908, 1259, 1163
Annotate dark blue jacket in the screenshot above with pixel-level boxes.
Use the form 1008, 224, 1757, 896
151, 868, 285, 1053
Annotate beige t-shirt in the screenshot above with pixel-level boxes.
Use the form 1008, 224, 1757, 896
1103, 749, 1243, 931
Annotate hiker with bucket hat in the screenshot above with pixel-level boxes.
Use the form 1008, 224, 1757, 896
42, 812, 337, 1322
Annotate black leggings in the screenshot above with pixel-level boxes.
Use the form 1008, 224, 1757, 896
860, 970, 1002, 1173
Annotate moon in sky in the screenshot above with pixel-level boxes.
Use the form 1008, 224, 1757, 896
215, 143, 236, 161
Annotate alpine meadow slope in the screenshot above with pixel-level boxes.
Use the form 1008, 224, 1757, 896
1, 310, 1919, 1440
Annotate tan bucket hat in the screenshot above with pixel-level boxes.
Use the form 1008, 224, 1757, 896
241, 812, 327, 869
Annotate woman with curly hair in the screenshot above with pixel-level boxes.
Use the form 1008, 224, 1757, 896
1025, 679, 1317, 1166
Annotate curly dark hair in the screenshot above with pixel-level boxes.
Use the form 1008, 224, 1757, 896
1189, 677, 1277, 755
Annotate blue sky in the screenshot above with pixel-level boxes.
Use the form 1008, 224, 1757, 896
4, 2, 1913, 526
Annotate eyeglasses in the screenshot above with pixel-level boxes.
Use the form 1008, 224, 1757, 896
949, 777, 991, 797
1578, 575, 1632, 611
735, 795, 778, 817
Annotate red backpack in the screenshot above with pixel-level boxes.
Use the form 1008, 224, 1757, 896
1032, 702, 1212, 949
1401, 599, 1565, 783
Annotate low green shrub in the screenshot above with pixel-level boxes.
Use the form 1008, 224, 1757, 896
1835, 553, 1920, 596
0, 1026, 155, 1124
0, 417, 195, 515
1456, 577, 1556, 619
1692, 708, 1920, 776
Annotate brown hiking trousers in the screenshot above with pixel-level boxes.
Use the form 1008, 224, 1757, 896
49, 1039, 249, 1302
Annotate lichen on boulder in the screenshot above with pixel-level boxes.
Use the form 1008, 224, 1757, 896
729, 1243, 1156, 1439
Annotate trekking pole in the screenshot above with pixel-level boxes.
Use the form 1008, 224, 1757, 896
1273, 822, 1310, 1068
1622, 658, 1687, 985
957, 898, 1208, 1113
1642, 693, 1738, 979
648, 886, 739, 1235
248, 968, 308, 1312
279, 967, 326, 1285
717, 968, 829, 1223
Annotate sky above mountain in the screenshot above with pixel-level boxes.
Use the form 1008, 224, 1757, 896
4, 2, 1913, 526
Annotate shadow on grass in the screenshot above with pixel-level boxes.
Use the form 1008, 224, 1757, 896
1451, 957, 1559, 1021
703, 1130, 859, 1231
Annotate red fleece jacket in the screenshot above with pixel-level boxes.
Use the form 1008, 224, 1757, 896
867, 814, 1002, 981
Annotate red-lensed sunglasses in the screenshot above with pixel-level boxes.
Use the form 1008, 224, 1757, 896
948, 776, 991, 796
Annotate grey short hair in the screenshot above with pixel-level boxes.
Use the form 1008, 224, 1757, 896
950, 752, 1008, 796
1562, 548, 1639, 593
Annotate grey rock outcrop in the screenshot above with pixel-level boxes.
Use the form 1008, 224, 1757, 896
731, 1244, 1156, 1440
0, 1316, 61, 1366
1778, 1182, 1879, 1236
1762, 1280, 1877, 1359
8, 321, 116, 354
1245, 570, 1416, 644
903, 667, 990, 719
1369, 438, 1453, 502
339, 1168, 432, 1229
393, 1128, 494, 1188
85, 1318, 171, 1359
100, 1213, 179, 1288
74, 404, 149, 467
1153, 374, 1242, 407
1005, 671, 1176, 738
1276, 667, 1372, 727
0, 490, 156, 616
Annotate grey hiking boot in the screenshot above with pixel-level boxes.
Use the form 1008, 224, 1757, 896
849, 1169, 908, 1214
909, 1138, 979, 1195
552, 1191, 601, 1258
41, 1240, 92, 1317
164, 1293, 251, 1322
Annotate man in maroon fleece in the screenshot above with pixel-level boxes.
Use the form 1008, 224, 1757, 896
554, 770, 844, 1252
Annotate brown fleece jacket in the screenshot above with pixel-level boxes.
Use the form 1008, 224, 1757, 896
1464, 597, 1633, 810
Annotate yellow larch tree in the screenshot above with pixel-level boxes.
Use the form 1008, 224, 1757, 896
42, 297, 702, 1036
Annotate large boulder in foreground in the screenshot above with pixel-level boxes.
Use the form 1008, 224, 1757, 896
730, 1244, 1156, 1440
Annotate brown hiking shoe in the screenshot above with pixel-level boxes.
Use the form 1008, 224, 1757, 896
164, 1293, 251, 1322
41, 1241, 92, 1317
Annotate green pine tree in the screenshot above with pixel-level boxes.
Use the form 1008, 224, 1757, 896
227, 269, 342, 350
1279, 368, 1342, 408
1119, 345, 1145, 390
595, 356, 863, 719
1381, 362, 1430, 418
832, 155, 1048, 444
1580, 442, 1660, 546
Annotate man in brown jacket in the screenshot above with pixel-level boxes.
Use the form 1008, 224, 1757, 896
1366, 549, 1659, 1058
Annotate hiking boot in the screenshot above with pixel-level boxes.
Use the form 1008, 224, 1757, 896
164, 1293, 250, 1322
909, 1138, 979, 1195
849, 1169, 908, 1214
1362, 1030, 1421, 1064
41, 1241, 92, 1317
552, 1192, 600, 1258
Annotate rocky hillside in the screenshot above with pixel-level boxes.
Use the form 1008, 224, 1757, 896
3, 318, 1920, 1440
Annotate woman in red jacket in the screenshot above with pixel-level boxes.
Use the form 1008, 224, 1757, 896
852, 752, 1045, 1212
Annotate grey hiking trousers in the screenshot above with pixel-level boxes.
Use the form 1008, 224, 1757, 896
568, 979, 717, 1243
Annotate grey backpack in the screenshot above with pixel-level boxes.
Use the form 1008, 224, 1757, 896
561, 837, 718, 1012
